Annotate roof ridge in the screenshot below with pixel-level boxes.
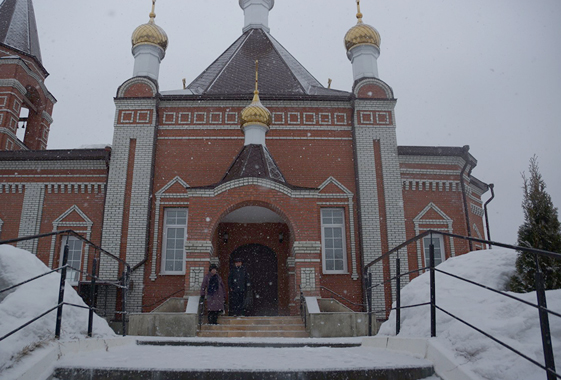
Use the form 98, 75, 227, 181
260, 30, 307, 94
186, 31, 251, 94
0, 0, 42, 63
265, 30, 323, 93
206, 30, 254, 93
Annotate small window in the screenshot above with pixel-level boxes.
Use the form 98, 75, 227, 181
423, 234, 444, 268
162, 208, 188, 274
60, 236, 83, 284
321, 208, 347, 273
16, 107, 29, 141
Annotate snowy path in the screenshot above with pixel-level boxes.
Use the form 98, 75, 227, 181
56, 337, 433, 372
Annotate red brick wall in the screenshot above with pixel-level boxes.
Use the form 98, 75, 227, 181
0, 47, 54, 151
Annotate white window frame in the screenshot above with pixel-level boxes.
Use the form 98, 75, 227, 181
161, 208, 188, 275
423, 234, 445, 268
60, 236, 83, 285
321, 208, 348, 274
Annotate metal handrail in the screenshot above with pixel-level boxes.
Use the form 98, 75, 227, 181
299, 286, 307, 328
319, 286, 366, 309
363, 230, 559, 380
0, 229, 129, 267
0, 231, 131, 342
436, 268, 561, 319
198, 297, 205, 328
142, 288, 185, 311
364, 230, 561, 270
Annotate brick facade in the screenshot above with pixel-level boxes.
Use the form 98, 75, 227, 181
0, 5, 490, 321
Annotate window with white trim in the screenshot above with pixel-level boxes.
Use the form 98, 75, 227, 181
423, 234, 445, 268
60, 236, 83, 284
321, 208, 347, 273
162, 208, 188, 274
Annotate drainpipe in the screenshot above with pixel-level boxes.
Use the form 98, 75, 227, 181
459, 146, 473, 251
484, 183, 495, 248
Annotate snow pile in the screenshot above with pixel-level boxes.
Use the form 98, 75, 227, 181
0, 245, 115, 372
378, 248, 561, 380
77, 144, 111, 149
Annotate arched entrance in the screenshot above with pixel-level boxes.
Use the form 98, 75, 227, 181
215, 205, 291, 315
229, 244, 278, 316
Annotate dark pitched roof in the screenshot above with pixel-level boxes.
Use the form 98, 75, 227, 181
222, 144, 286, 183
0, 0, 42, 63
186, 28, 349, 98
398, 145, 477, 167
0, 149, 110, 162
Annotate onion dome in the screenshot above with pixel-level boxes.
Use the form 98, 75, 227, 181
240, 61, 272, 129
344, 1, 381, 52
131, 0, 168, 51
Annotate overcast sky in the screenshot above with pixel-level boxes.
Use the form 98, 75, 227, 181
31, 0, 561, 246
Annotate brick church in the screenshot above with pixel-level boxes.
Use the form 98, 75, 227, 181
0, 0, 489, 317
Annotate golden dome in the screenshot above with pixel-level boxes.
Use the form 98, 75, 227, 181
344, 1, 381, 52
240, 60, 272, 129
131, 1, 168, 51
240, 92, 272, 129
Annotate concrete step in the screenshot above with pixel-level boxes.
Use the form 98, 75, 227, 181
51, 338, 436, 380
53, 367, 436, 379
197, 316, 309, 338
137, 340, 362, 348
200, 324, 306, 331
198, 330, 310, 338
217, 316, 302, 325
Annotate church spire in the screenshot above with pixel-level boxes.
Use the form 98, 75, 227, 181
131, 0, 168, 80
240, 61, 272, 146
344, 0, 382, 80
0, 0, 42, 63
356, 0, 364, 23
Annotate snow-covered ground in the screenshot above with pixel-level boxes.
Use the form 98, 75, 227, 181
0, 245, 115, 378
378, 248, 561, 380
0, 244, 559, 380
57, 339, 433, 371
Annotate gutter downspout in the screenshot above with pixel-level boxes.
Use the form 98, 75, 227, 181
459, 145, 473, 251
484, 183, 495, 249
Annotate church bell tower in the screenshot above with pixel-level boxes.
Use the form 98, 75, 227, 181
0, 0, 56, 151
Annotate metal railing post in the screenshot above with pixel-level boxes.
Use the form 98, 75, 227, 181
534, 255, 556, 380
198, 296, 204, 328
55, 238, 69, 339
299, 287, 307, 328
367, 271, 373, 336
396, 256, 401, 335
121, 267, 130, 337
429, 233, 436, 337
87, 257, 97, 338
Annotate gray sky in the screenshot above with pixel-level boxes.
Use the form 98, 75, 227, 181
32, 0, 561, 245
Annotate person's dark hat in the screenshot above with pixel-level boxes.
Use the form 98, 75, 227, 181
234, 257, 243, 263
209, 264, 218, 271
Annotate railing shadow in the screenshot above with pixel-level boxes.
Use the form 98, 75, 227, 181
363, 230, 560, 380
0, 230, 131, 342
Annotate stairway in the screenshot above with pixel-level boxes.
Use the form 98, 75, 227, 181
52, 338, 437, 380
198, 316, 309, 338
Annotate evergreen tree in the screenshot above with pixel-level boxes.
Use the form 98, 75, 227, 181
509, 156, 561, 292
